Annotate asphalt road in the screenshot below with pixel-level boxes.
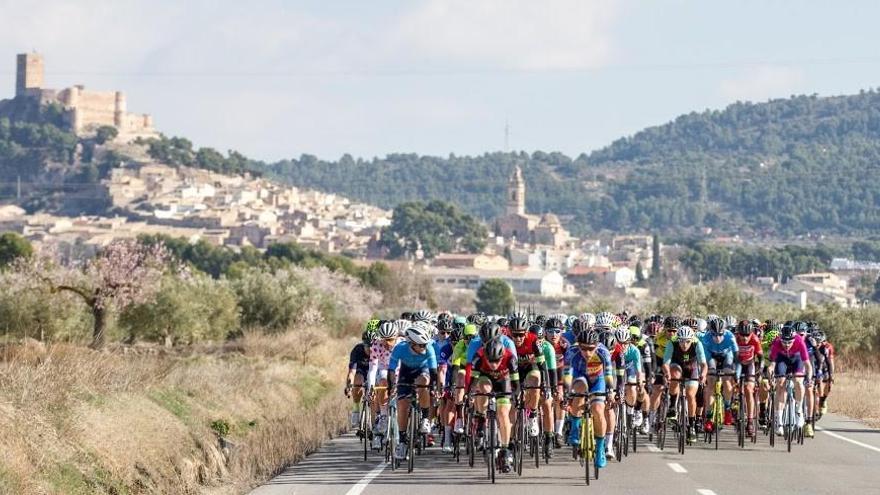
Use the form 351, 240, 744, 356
250, 412, 880, 495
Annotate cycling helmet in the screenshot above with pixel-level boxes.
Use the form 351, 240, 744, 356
628, 325, 642, 339
376, 321, 397, 340
436, 319, 453, 333
528, 324, 545, 339
628, 315, 641, 324
364, 318, 380, 332
813, 331, 827, 344
496, 317, 510, 328
736, 320, 753, 336
579, 313, 597, 327
484, 338, 505, 362
567, 315, 579, 328
611, 314, 624, 328
682, 318, 698, 330
696, 319, 708, 333
663, 316, 681, 330
479, 322, 502, 342
449, 325, 463, 342
413, 309, 433, 322
780, 325, 796, 342
676, 325, 696, 342
649, 314, 663, 324
724, 315, 737, 329
794, 321, 809, 335
595, 311, 616, 329
577, 329, 600, 345
706, 313, 719, 322
400, 311, 413, 321
405, 323, 431, 345
453, 315, 467, 325
509, 317, 529, 334
361, 328, 376, 345
645, 322, 661, 337
545, 317, 564, 330
615, 327, 631, 344
572, 318, 588, 335
708, 318, 726, 334
764, 328, 779, 344
463, 323, 478, 337
510, 310, 527, 321
599, 330, 616, 349
629, 318, 643, 329
534, 315, 547, 326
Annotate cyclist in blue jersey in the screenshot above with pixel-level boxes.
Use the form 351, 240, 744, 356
388, 322, 440, 460
564, 329, 614, 469
701, 318, 739, 432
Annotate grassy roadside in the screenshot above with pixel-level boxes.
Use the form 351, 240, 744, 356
0, 332, 350, 495
829, 357, 880, 429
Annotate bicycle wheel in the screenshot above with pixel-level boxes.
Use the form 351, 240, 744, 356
678, 395, 687, 455
361, 405, 370, 461
784, 395, 793, 453
631, 411, 638, 454
590, 415, 599, 481
515, 408, 525, 476
533, 407, 541, 469
714, 398, 720, 451
407, 406, 417, 473
487, 413, 496, 484
581, 413, 590, 485
467, 416, 476, 468
387, 405, 396, 470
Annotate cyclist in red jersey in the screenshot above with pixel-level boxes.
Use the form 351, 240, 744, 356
734, 320, 763, 436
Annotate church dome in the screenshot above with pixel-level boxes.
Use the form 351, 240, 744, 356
540, 213, 560, 226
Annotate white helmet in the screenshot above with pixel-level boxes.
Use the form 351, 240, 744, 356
405, 323, 432, 345
724, 315, 737, 329
579, 313, 596, 327
696, 319, 708, 333
414, 309, 433, 322
377, 321, 397, 340
395, 319, 410, 336
676, 325, 696, 342
595, 311, 616, 329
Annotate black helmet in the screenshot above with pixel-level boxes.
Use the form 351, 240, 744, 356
479, 322, 501, 342
682, 318, 698, 330
663, 316, 681, 330
545, 317, 564, 330
794, 321, 809, 335
572, 318, 588, 335
599, 330, 615, 349
449, 325, 463, 342
509, 317, 529, 333
484, 337, 505, 362
736, 320, 753, 336
780, 325, 796, 342
496, 317, 509, 328
437, 319, 453, 332
649, 314, 663, 323
534, 315, 547, 326
400, 312, 413, 321
528, 324, 545, 339
708, 318, 726, 334
577, 329, 600, 345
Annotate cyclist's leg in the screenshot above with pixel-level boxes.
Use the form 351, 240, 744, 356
524, 370, 541, 411
474, 377, 492, 414
704, 358, 718, 420
721, 353, 735, 404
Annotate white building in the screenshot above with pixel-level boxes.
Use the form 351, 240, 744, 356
426, 267, 566, 296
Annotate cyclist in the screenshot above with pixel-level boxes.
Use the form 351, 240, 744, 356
367, 321, 402, 445
509, 318, 551, 439
346, 324, 376, 428
468, 337, 519, 473
529, 323, 559, 456
662, 325, 708, 442
757, 324, 779, 428
734, 320, 763, 436
466, 322, 517, 365
815, 330, 835, 417
388, 322, 440, 461
770, 323, 813, 436
648, 316, 679, 433
436, 319, 458, 452
564, 329, 613, 469
636, 321, 657, 434
546, 317, 571, 447
450, 321, 478, 434
617, 326, 646, 436
593, 313, 622, 459
701, 317, 739, 433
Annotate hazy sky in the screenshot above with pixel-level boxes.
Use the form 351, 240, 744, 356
2, 0, 880, 161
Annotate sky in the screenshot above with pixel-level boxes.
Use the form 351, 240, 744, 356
2, 0, 880, 162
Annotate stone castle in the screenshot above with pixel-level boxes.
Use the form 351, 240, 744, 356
12, 52, 158, 141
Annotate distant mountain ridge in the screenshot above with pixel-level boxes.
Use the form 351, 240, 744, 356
266, 90, 880, 237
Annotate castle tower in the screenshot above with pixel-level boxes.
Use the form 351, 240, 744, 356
506, 165, 526, 216
15, 53, 44, 97
114, 91, 126, 127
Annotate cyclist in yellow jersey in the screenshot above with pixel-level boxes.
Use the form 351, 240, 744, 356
452, 323, 478, 433
647, 317, 680, 433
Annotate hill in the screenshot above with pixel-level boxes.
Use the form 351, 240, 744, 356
265, 90, 880, 237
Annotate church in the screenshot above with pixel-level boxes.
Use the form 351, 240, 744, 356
494, 166, 571, 247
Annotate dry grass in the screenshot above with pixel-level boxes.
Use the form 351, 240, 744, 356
830, 355, 880, 428
0, 332, 350, 495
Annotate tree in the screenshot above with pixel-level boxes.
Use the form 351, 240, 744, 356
0, 232, 32, 267
381, 200, 488, 259
635, 260, 646, 285
94, 125, 119, 144
475, 279, 515, 315
24, 240, 168, 348
651, 234, 661, 278
873, 276, 880, 303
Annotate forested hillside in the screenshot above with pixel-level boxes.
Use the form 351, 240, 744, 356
266, 90, 880, 236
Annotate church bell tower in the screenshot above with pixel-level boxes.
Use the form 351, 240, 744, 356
506, 165, 525, 216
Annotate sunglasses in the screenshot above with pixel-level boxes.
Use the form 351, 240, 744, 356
512, 333, 526, 338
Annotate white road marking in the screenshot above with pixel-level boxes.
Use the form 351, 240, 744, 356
667, 462, 687, 473
343, 461, 387, 495
816, 427, 880, 454
697, 490, 718, 495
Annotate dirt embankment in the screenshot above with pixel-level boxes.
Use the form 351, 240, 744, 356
0, 333, 350, 495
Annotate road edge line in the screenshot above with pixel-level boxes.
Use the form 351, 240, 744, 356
816, 427, 880, 454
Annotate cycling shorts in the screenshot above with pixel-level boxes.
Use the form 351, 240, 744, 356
669, 362, 700, 387
773, 354, 805, 378
707, 351, 735, 373
736, 362, 757, 382
572, 377, 607, 403
397, 366, 430, 399
475, 375, 513, 405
